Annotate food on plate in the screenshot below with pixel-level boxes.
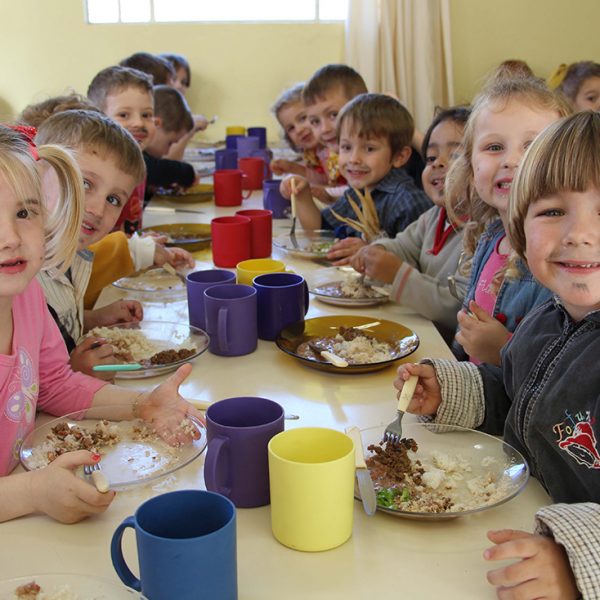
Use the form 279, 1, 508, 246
144, 230, 200, 244
14, 581, 96, 599
113, 268, 185, 291
297, 326, 395, 364
313, 278, 384, 299
366, 437, 510, 513
87, 326, 197, 366
308, 240, 335, 255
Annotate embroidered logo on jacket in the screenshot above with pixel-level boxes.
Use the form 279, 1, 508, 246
553, 412, 600, 469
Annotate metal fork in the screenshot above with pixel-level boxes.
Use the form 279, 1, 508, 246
290, 177, 299, 248
382, 375, 418, 443
83, 463, 100, 476
83, 462, 110, 492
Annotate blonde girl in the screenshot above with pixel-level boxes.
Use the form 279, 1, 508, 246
445, 77, 571, 364
0, 126, 200, 523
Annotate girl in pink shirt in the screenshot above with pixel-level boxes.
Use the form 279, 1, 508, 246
0, 126, 201, 523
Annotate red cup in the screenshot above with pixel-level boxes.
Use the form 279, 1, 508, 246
211, 215, 252, 267
236, 209, 273, 258
238, 157, 268, 190
214, 169, 252, 206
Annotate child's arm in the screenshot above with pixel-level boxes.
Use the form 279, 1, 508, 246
83, 299, 143, 331
166, 115, 209, 161
484, 527, 580, 600
455, 300, 511, 365
153, 244, 196, 269
350, 244, 401, 282
69, 336, 117, 381
279, 175, 322, 230
270, 159, 307, 177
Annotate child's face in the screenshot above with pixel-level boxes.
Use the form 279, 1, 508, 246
0, 172, 44, 304
103, 88, 156, 150
277, 101, 315, 150
172, 67, 190, 95
422, 119, 465, 206
524, 187, 600, 321
338, 123, 405, 190
146, 127, 186, 159
574, 76, 600, 112
471, 99, 559, 220
307, 86, 351, 150
77, 150, 138, 249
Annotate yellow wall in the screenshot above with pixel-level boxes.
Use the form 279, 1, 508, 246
1, 0, 598, 142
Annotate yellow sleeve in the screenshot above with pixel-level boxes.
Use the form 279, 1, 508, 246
84, 232, 136, 309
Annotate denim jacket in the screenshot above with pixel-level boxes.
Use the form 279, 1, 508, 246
453, 220, 553, 359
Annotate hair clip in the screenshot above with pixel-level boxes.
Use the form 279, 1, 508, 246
9, 125, 39, 160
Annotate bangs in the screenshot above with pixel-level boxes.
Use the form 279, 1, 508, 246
0, 150, 40, 204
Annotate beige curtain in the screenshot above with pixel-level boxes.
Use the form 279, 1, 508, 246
345, 0, 454, 133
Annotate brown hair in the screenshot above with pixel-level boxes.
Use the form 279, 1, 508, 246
160, 53, 191, 87
445, 77, 572, 257
19, 93, 102, 129
87, 66, 153, 111
556, 61, 600, 104
509, 111, 600, 263
35, 109, 146, 184
119, 52, 176, 85
336, 93, 414, 155
303, 64, 367, 105
153, 85, 194, 133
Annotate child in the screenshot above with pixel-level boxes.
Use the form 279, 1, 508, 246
87, 65, 156, 234
0, 125, 200, 523
445, 77, 571, 365
350, 107, 470, 344
394, 111, 600, 600
552, 61, 600, 112
119, 51, 176, 86
285, 93, 432, 262
144, 85, 196, 205
35, 109, 192, 378
19, 93, 102, 128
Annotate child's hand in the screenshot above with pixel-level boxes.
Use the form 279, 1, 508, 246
393, 363, 442, 415
351, 244, 401, 283
280, 175, 309, 200
310, 185, 335, 204
86, 300, 143, 331
270, 159, 303, 176
154, 244, 195, 269
326, 237, 366, 265
455, 301, 511, 365
70, 337, 116, 380
30, 450, 116, 523
193, 114, 209, 132
136, 364, 204, 446
484, 529, 579, 600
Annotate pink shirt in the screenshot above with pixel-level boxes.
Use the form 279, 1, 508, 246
0, 279, 107, 475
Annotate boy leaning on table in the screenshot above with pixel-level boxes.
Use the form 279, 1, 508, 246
34, 110, 191, 380
394, 112, 600, 600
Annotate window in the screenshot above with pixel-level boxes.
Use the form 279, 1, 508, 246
86, 0, 348, 24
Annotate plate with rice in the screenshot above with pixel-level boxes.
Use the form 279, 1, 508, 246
276, 315, 419, 373
112, 267, 188, 296
357, 422, 529, 520
19, 406, 207, 491
273, 229, 337, 260
0, 573, 147, 599
86, 321, 209, 379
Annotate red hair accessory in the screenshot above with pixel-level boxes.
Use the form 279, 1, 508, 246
9, 125, 39, 160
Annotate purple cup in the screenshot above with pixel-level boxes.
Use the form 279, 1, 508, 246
253, 272, 309, 341
186, 269, 237, 330
236, 136, 260, 159
205, 396, 285, 507
204, 284, 257, 356
247, 127, 267, 149
225, 134, 244, 150
215, 148, 238, 170
262, 179, 290, 218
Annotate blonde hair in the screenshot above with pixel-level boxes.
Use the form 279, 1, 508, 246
0, 126, 83, 272
445, 77, 572, 257
509, 111, 600, 263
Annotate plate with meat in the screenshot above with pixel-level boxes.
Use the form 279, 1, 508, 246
276, 315, 419, 373
153, 182, 214, 203
86, 321, 209, 379
356, 423, 529, 520
19, 406, 207, 492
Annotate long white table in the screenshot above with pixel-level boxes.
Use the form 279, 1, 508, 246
0, 190, 551, 599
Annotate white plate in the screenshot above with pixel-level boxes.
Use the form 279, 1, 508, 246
0, 573, 147, 599
112, 268, 186, 296
307, 267, 390, 307
86, 321, 209, 379
273, 229, 337, 260
357, 423, 529, 520
20, 407, 207, 491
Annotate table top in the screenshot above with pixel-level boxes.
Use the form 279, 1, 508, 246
0, 190, 551, 599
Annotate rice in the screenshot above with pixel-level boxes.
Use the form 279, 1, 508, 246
87, 327, 162, 362
332, 333, 394, 363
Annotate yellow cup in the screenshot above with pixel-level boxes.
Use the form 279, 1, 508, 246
268, 427, 355, 552
236, 258, 286, 286
226, 126, 246, 135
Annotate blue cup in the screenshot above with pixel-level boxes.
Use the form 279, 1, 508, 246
215, 148, 238, 170
226, 134, 244, 150
247, 127, 267, 149
187, 269, 237, 330
236, 135, 260, 159
263, 178, 290, 218
111, 490, 237, 600
253, 272, 309, 341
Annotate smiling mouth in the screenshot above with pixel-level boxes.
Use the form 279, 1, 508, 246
430, 176, 445, 188
559, 262, 600, 269
81, 221, 97, 234
495, 181, 512, 190
0, 258, 25, 267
